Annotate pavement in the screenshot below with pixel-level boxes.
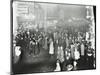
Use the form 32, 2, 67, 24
12, 47, 95, 74
13, 47, 57, 74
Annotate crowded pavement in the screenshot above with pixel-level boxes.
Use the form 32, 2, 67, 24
12, 1, 96, 74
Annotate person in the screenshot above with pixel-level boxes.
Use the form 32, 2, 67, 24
65, 34, 69, 48
73, 45, 80, 70
74, 43, 80, 60
57, 46, 65, 71
38, 34, 43, 52
78, 32, 82, 43
79, 41, 86, 68
53, 32, 58, 42
54, 60, 61, 71
87, 45, 94, 69
44, 36, 48, 50
86, 32, 89, 41
70, 43, 75, 59
69, 36, 72, 46
34, 34, 40, 55
81, 42, 85, 57
29, 40, 35, 55
14, 46, 21, 63
62, 47, 73, 71
49, 38, 54, 56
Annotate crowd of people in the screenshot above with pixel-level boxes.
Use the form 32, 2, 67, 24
13, 26, 95, 71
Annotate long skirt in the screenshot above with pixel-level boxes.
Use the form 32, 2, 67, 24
49, 42, 54, 54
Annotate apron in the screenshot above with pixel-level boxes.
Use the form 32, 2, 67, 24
49, 41, 54, 54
